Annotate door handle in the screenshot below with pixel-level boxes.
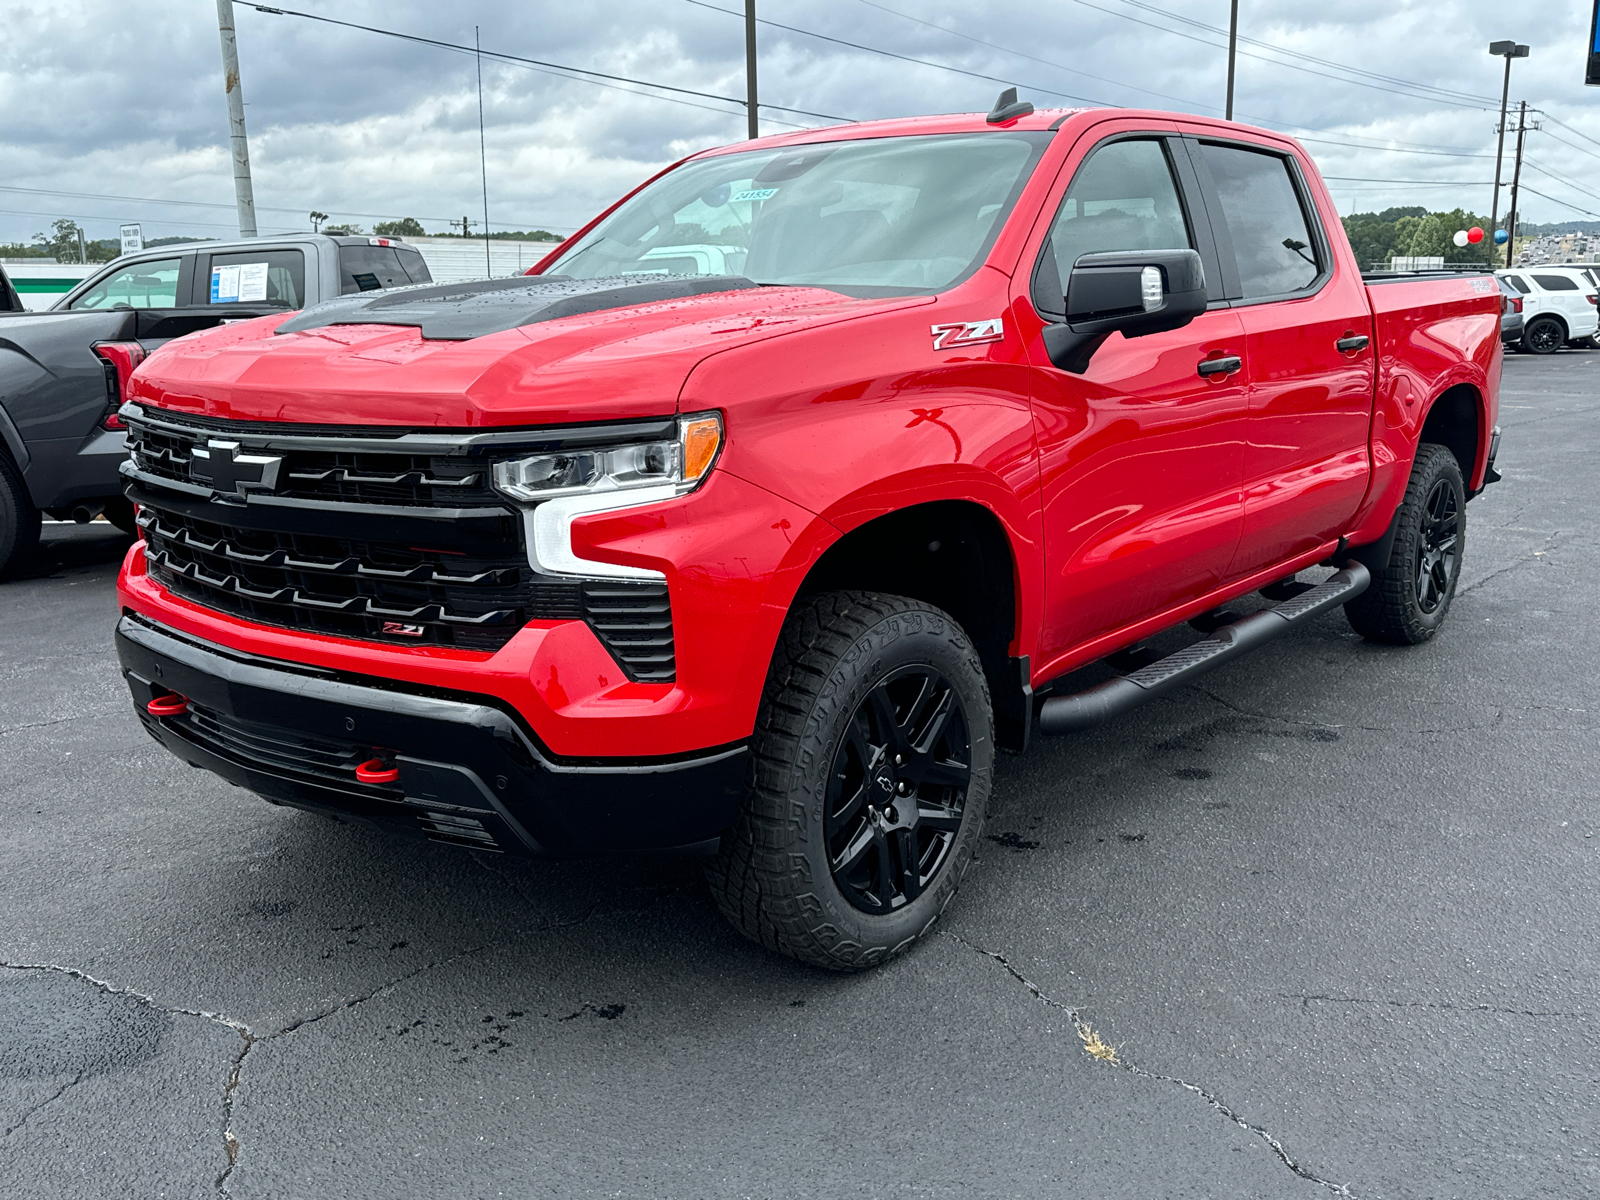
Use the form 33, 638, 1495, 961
1336, 334, 1370, 352
1197, 355, 1242, 377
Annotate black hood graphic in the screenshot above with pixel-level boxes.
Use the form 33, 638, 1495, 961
274, 273, 760, 341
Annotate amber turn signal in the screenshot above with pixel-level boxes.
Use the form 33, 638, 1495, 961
681, 413, 722, 484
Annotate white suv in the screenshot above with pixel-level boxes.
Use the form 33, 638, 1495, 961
1498, 267, 1600, 354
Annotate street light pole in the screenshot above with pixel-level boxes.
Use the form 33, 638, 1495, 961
745, 0, 759, 139
1487, 41, 1528, 250
1224, 0, 1238, 121
215, 0, 257, 239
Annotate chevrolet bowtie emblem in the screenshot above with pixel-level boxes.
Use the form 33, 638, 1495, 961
190, 439, 283, 498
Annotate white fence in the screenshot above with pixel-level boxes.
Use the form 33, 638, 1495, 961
1, 260, 98, 310
405, 237, 563, 283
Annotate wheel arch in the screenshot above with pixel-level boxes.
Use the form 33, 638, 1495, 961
792, 499, 1031, 751
1417, 381, 1484, 490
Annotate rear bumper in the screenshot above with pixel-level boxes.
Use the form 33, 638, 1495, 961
115, 613, 747, 857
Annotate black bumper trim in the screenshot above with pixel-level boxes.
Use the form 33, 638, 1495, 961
115, 615, 747, 856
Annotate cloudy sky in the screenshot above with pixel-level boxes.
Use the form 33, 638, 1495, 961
2, 0, 1598, 246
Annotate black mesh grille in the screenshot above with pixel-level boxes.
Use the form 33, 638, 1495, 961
128, 418, 496, 508
127, 407, 677, 675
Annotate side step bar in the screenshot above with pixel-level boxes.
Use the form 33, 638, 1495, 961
1036, 562, 1371, 736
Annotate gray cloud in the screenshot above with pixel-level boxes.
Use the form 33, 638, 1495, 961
1, 0, 1596, 245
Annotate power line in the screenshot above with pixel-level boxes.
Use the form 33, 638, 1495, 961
1321, 176, 1494, 185
681, 0, 1113, 106
1539, 113, 1600, 153
1063, 0, 1494, 111
1512, 182, 1600, 220
1114, 0, 1498, 106
242, 3, 850, 124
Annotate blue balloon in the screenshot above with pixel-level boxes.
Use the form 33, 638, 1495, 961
1494, 229, 1509, 245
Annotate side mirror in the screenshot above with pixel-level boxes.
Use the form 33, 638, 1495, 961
1042, 248, 1207, 374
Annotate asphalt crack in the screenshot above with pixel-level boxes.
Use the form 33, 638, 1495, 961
1457, 532, 1564, 599
1286, 992, 1587, 1021
2, 1071, 85, 1138
1192, 685, 1504, 737
948, 933, 1352, 1196
0, 708, 123, 738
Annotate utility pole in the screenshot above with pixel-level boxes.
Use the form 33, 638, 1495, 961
451, 216, 477, 237
215, 0, 258, 238
745, 0, 759, 139
1487, 41, 1529, 251
476, 27, 493, 277
1506, 100, 1529, 269
1224, 0, 1238, 121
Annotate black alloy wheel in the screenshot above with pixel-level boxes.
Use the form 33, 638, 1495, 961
706, 591, 992, 972
1414, 477, 1460, 616
824, 665, 971, 915
1522, 316, 1564, 355
1344, 442, 1466, 645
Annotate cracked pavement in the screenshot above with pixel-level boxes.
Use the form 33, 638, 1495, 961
2, 351, 1597, 1198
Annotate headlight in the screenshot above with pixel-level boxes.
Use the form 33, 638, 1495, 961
492, 412, 721, 501
492, 412, 723, 581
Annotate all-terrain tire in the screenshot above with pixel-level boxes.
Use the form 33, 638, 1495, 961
706, 591, 993, 972
1344, 443, 1466, 645
0, 451, 40, 579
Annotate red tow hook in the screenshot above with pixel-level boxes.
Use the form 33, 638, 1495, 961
355, 758, 401, 785
146, 694, 189, 717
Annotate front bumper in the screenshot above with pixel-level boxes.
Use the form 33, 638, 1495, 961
115, 614, 747, 856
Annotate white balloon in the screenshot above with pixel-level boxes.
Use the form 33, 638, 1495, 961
1452, 229, 1470, 247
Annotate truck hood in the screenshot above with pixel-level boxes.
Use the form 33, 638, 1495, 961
127, 277, 933, 427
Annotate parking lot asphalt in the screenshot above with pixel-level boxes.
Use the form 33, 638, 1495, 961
2, 349, 1596, 1200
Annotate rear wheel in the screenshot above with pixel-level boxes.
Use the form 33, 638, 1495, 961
1345, 443, 1465, 645
706, 592, 992, 971
0, 452, 40, 579
1521, 316, 1565, 355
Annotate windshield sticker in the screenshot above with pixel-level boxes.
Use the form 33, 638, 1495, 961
211, 262, 270, 303
729, 188, 778, 203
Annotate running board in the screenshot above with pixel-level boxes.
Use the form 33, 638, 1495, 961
1036, 562, 1371, 736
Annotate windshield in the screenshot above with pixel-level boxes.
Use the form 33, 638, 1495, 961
552, 133, 1052, 296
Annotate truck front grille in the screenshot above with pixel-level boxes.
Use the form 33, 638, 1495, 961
124, 405, 676, 675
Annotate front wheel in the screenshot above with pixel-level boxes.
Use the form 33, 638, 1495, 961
707, 592, 992, 972
1344, 443, 1466, 644
1521, 316, 1565, 355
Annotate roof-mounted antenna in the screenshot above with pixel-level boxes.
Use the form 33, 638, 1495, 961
986, 87, 1034, 124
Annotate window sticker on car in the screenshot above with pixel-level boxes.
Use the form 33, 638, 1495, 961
211, 262, 270, 303
729, 188, 778, 202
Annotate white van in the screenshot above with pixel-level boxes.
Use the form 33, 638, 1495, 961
1498, 267, 1599, 353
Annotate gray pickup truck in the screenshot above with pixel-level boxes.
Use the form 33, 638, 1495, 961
0, 234, 431, 575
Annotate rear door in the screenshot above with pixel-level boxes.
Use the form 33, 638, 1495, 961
1526, 270, 1598, 336
193, 246, 310, 327
1182, 134, 1375, 575
1021, 128, 1250, 659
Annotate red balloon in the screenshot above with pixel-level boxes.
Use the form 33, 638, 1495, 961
1467, 226, 1484, 244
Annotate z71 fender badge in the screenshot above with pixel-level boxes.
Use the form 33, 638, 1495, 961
382, 622, 426, 638
930, 317, 1004, 351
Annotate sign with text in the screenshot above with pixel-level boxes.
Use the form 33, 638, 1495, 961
210, 262, 269, 303
120, 223, 142, 254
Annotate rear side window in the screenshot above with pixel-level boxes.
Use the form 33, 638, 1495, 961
1531, 273, 1578, 291
339, 246, 414, 294
207, 249, 305, 307
1045, 139, 1193, 288
1502, 274, 1530, 293
1200, 143, 1320, 299
70, 258, 183, 309
397, 248, 432, 284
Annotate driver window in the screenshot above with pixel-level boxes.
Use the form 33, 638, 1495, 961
1046, 139, 1192, 299
70, 258, 183, 310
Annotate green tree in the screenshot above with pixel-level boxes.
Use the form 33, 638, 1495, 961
321, 222, 365, 236
373, 217, 426, 237
34, 218, 86, 263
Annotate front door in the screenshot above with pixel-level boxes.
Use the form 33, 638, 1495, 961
1023, 134, 1251, 668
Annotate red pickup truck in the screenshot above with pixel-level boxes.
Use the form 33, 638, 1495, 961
114, 98, 1501, 971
